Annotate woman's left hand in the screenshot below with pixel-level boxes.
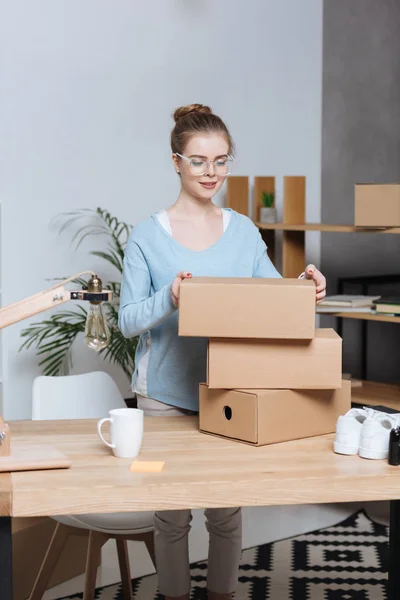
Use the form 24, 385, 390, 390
304, 264, 326, 304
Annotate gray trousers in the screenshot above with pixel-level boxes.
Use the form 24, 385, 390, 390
137, 395, 242, 597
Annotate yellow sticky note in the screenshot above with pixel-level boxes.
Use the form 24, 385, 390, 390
130, 461, 165, 473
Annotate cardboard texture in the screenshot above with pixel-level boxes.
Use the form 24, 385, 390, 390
13, 517, 93, 600
355, 183, 400, 227
179, 277, 316, 339
207, 329, 342, 389
199, 380, 351, 446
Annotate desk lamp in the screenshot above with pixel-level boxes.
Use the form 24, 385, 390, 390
0, 271, 112, 468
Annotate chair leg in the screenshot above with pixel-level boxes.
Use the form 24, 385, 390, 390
83, 530, 108, 600
116, 539, 133, 600
29, 522, 69, 600
141, 530, 156, 568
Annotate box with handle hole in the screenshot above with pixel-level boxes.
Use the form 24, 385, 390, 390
199, 381, 351, 446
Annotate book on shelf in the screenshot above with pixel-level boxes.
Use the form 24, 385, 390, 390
319, 294, 381, 308
372, 296, 400, 315
316, 306, 373, 314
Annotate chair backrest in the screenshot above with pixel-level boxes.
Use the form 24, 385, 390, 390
32, 371, 127, 420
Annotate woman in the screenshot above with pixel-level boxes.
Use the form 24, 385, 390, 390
118, 103, 326, 600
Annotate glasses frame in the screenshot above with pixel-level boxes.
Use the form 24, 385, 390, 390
175, 153, 234, 176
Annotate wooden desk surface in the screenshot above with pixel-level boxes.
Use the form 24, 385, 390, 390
1, 417, 399, 517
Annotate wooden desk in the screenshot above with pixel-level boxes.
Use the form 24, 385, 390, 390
1, 417, 400, 598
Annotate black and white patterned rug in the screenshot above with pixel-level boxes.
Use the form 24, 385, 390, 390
58, 509, 389, 599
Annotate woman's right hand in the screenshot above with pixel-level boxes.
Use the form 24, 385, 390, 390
170, 271, 192, 307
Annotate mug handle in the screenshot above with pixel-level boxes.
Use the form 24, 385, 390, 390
97, 417, 115, 449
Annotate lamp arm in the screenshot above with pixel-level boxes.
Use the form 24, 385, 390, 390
0, 270, 113, 459
0, 284, 70, 330
0, 271, 112, 330
47, 270, 95, 290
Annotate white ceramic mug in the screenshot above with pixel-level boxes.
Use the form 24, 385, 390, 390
97, 408, 144, 458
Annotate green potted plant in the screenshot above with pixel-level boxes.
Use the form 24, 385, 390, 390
260, 191, 277, 224
19, 208, 138, 390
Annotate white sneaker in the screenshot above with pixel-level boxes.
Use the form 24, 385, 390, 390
359, 412, 400, 460
334, 407, 372, 455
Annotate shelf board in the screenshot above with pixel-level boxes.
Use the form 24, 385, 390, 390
352, 380, 400, 411
317, 310, 400, 324
256, 222, 400, 234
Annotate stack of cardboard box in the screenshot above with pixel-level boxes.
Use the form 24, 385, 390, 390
179, 277, 351, 446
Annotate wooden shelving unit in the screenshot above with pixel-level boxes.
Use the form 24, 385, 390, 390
352, 381, 400, 411
225, 176, 249, 217
257, 223, 400, 234
226, 175, 400, 407
316, 310, 400, 324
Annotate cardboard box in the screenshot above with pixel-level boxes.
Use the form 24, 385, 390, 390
13, 517, 94, 600
179, 277, 316, 339
355, 183, 400, 227
207, 328, 342, 389
199, 380, 351, 446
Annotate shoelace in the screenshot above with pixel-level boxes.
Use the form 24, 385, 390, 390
362, 407, 382, 419
362, 406, 399, 427
349, 407, 372, 419
347, 407, 379, 421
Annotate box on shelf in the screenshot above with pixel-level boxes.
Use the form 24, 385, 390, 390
13, 517, 94, 600
355, 183, 400, 227
207, 329, 342, 389
199, 380, 351, 446
179, 277, 316, 339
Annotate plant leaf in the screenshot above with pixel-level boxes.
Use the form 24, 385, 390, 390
21, 208, 137, 382
19, 308, 87, 375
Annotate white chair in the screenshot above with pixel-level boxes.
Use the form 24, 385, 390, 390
29, 371, 155, 600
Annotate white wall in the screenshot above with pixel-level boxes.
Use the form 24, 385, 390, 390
0, 0, 323, 419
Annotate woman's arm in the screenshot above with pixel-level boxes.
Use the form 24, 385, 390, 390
252, 232, 282, 278
252, 232, 327, 302
118, 238, 176, 338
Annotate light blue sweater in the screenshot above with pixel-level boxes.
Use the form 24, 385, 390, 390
118, 209, 281, 411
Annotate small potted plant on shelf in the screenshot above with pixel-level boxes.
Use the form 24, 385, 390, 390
260, 191, 277, 223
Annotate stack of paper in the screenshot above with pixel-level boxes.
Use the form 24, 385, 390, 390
317, 295, 381, 313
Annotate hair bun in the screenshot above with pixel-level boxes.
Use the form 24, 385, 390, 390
173, 103, 212, 122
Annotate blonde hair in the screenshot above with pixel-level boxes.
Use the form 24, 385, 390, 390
170, 103, 234, 156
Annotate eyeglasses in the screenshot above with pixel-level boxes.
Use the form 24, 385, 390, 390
175, 153, 234, 176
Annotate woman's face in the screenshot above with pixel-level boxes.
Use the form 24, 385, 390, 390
173, 133, 230, 201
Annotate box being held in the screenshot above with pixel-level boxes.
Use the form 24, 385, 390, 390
199, 380, 351, 446
355, 183, 400, 227
207, 329, 342, 389
179, 276, 316, 339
